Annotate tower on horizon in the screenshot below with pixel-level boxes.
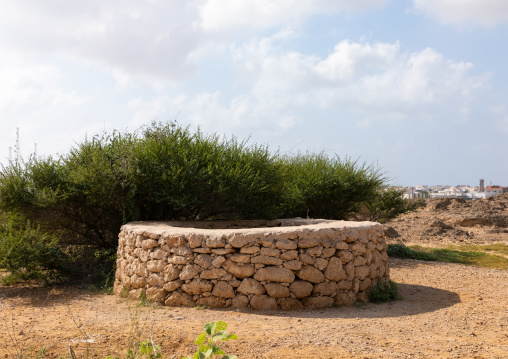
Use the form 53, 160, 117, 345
480, 178, 485, 192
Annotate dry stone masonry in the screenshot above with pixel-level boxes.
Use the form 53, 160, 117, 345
114, 219, 390, 310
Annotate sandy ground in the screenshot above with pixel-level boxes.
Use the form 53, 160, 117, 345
1, 257, 507, 359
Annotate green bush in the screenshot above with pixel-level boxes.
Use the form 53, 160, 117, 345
358, 187, 422, 223
368, 280, 401, 303
0, 216, 70, 284
387, 244, 439, 261
280, 153, 384, 219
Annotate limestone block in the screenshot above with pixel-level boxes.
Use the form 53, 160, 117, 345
212, 256, 227, 268
365, 250, 373, 264
187, 234, 203, 248
142, 239, 159, 250
335, 241, 348, 250
163, 280, 183, 292
220, 273, 234, 281
313, 282, 337, 296
165, 236, 186, 247
303, 296, 333, 309
299, 254, 314, 265
283, 260, 303, 271
355, 266, 370, 281
196, 296, 228, 308
352, 278, 360, 293
130, 274, 146, 289
230, 254, 251, 263
231, 295, 250, 309
344, 261, 355, 281
297, 266, 324, 284
206, 236, 226, 248
167, 255, 187, 265
251, 255, 283, 266
239, 246, 260, 254
338, 251, 353, 264
146, 287, 168, 302
322, 248, 336, 258
359, 278, 372, 291
337, 280, 353, 290
289, 281, 313, 298
147, 260, 166, 273
275, 239, 297, 250
146, 273, 164, 287
314, 258, 329, 271
229, 235, 258, 248
230, 280, 241, 288
170, 247, 193, 257
369, 263, 378, 279
193, 248, 212, 254
298, 237, 319, 248
264, 283, 290, 298
356, 291, 369, 303
211, 248, 235, 255
260, 247, 281, 257
212, 281, 235, 298
179, 265, 199, 281
259, 237, 274, 247
200, 268, 227, 280
237, 278, 265, 295
334, 292, 356, 306
222, 260, 256, 279
165, 292, 195, 307
128, 288, 146, 300
306, 246, 323, 257
280, 250, 298, 260
136, 234, 148, 247
163, 265, 180, 281
134, 248, 149, 262
277, 298, 304, 311
353, 256, 367, 266
350, 243, 367, 254
195, 254, 213, 269
250, 295, 278, 311
150, 248, 167, 260
254, 267, 295, 283
133, 263, 148, 277
181, 279, 213, 295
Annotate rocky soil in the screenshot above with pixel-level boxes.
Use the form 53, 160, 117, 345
385, 193, 508, 247
1, 195, 508, 358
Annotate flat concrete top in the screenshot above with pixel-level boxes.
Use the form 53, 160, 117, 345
121, 218, 381, 237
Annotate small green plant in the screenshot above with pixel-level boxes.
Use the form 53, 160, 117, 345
182, 321, 237, 359
368, 280, 402, 303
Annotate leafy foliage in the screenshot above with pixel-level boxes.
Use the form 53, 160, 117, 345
358, 187, 423, 223
0, 215, 69, 284
183, 321, 237, 359
368, 280, 402, 303
279, 153, 385, 220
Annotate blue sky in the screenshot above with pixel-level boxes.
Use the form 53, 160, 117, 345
1, 0, 507, 186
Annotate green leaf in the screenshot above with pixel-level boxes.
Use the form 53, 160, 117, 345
222, 334, 237, 341
212, 346, 224, 355
204, 322, 216, 336
195, 332, 207, 346
215, 321, 227, 332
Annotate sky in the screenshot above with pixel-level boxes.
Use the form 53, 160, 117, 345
1, 0, 507, 187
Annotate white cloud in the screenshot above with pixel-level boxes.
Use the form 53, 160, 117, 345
198, 0, 388, 32
232, 38, 489, 124
413, 0, 508, 27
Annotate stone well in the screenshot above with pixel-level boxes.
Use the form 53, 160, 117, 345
114, 218, 390, 310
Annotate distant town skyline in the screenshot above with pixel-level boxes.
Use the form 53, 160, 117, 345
1, 1, 508, 186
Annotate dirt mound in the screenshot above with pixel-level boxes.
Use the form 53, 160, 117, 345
386, 193, 508, 246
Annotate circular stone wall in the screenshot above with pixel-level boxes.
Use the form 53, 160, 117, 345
114, 219, 390, 310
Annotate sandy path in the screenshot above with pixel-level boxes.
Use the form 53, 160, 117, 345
1, 258, 507, 359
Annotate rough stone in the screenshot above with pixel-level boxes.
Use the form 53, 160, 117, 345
254, 267, 295, 283
237, 278, 265, 295
277, 298, 304, 311
297, 266, 324, 283
163, 280, 183, 292
212, 256, 227, 268
231, 295, 250, 309
303, 296, 334, 309
181, 279, 213, 295
146, 287, 168, 302
314, 258, 329, 271
206, 236, 226, 248
167, 255, 187, 265
355, 266, 370, 281
163, 265, 180, 282
165, 292, 195, 307
264, 283, 290, 298
251, 255, 283, 266
222, 260, 256, 279
170, 247, 193, 257
230, 254, 251, 263
280, 250, 298, 260
260, 247, 281, 257
200, 268, 227, 280
195, 254, 213, 269
142, 239, 159, 250
306, 246, 323, 257
283, 260, 303, 271
313, 282, 337, 296
165, 236, 186, 247
334, 292, 356, 306
179, 265, 199, 281
298, 237, 320, 248
250, 295, 278, 311
196, 296, 227, 308
212, 281, 236, 298
146, 273, 164, 287
147, 260, 166, 273
275, 239, 297, 250
324, 257, 347, 281
289, 281, 313, 298
239, 246, 260, 254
